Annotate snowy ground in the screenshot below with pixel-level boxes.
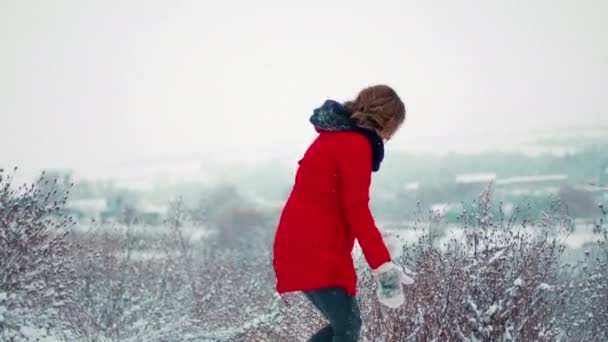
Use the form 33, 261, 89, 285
3, 206, 606, 341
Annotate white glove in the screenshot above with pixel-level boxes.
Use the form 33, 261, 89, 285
372, 262, 414, 309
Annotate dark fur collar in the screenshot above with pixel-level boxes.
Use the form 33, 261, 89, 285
309, 99, 384, 172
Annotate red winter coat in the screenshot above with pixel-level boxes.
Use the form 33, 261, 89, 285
272, 130, 391, 296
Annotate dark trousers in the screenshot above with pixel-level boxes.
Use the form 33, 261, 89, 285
304, 287, 362, 342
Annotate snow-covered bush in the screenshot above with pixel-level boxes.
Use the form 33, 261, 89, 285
0, 168, 76, 341
4, 167, 606, 341
243, 183, 606, 341
559, 204, 608, 341
192, 202, 279, 334
59, 205, 198, 341
355, 183, 571, 341
54, 197, 278, 341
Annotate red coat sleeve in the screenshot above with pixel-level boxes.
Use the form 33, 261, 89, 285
335, 133, 392, 270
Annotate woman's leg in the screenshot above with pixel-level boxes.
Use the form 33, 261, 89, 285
304, 288, 362, 342
304, 292, 334, 341
307, 325, 334, 342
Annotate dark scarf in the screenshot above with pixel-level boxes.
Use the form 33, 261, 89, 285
309, 99, 384, 172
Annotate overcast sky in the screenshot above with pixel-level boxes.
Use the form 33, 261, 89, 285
1, 0, 607, 173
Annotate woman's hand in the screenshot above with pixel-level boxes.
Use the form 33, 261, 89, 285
372, 262, 414, 309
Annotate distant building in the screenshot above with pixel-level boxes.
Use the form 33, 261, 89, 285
455, 173, 496, 185
495, 174, 568, 186
404, 182, 420, 192
495, 174, 568, 197
453, 173, 497, 197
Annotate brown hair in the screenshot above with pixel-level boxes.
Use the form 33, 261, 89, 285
345, 85, 406, 140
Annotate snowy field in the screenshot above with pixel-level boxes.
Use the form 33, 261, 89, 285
3, 221, 606, 341
2, 175, 607, 341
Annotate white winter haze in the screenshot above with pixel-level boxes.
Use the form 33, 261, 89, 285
1, 0, 607, 173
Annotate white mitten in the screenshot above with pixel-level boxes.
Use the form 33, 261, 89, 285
380, 231, 416, 285
372, 262, 412, 309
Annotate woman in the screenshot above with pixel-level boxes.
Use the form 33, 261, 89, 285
273, 85, 410, 341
